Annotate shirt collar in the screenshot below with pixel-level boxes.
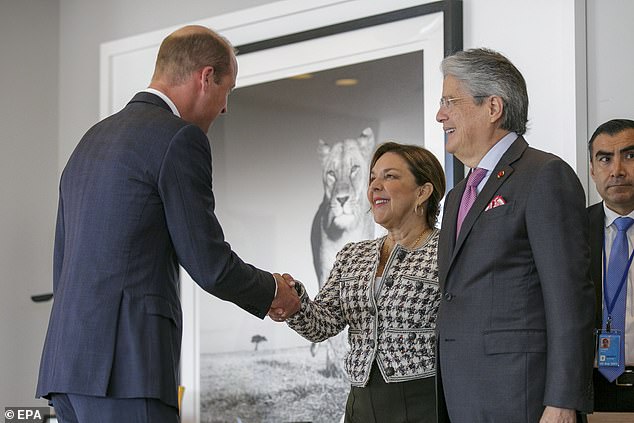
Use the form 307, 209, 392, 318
602, 202, 634, 228
476, 132, 518, 172
143, 88, 180, 117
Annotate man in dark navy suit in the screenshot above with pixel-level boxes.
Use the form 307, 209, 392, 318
36, 25, 299, 422
588, 119, 634, 415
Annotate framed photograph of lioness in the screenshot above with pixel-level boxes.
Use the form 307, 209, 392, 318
189, 3, 461, 423
99, 1, 462, 422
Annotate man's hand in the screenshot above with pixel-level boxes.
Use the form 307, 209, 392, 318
539, 406, 576, 423
268, 273, 300, 321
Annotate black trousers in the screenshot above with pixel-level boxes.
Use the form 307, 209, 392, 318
593, 368, 634, 411
344, 362, 436, 423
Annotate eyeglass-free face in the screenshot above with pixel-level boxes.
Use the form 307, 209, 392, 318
590, 128, 634, 216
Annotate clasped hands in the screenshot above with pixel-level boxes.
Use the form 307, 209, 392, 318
269, 273, 300, 322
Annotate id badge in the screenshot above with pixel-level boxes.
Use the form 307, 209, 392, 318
597, 331, 621, 368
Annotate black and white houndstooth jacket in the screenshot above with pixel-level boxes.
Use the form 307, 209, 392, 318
287, 229, 440, 386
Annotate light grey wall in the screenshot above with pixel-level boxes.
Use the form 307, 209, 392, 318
586, 0, 634, 204
0, 0, 60, 407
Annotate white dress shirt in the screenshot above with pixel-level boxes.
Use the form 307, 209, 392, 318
602, 203, 634, 365
473, 131, 518, 194
143, 88, 180, 117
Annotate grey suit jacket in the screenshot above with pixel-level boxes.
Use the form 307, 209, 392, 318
436, 136, 595, 422
36, 92, 276, 408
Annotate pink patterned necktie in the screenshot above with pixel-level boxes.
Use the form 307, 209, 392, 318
456, 167, 487, 237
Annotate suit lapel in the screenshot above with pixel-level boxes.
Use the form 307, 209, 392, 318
448, 136, 528, 269
439, 180, 465, 286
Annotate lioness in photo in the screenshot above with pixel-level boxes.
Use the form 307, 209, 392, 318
311, 127, 376, 288
310, 128, 376, 377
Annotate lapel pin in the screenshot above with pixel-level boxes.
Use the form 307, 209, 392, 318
497, 170, 505, 179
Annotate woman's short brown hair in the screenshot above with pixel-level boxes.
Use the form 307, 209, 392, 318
370, 142, 446, 228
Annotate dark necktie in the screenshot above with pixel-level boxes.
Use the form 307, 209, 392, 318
456, 167, 487, 236
600, 216, 634, 382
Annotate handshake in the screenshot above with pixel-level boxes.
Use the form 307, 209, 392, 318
268, 273, 302, 322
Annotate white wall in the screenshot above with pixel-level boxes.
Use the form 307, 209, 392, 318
586, 0, 634, 204
3, 0, 633, 407
0, 0, 60, 407
463, 0, 587, 177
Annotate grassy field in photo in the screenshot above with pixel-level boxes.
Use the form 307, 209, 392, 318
200, 345, 348, 423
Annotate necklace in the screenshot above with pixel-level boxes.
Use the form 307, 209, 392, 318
408, 229, 431, 249
381, 228, 432, 261
377, 228, 431, 277
387, 228, 431, 251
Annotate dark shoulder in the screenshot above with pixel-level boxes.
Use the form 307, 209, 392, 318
518, 147, 580, 184
523, 147, 569, 168
587, 202, 604, 219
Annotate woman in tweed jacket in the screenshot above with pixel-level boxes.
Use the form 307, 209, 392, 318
285, 142, 445, 423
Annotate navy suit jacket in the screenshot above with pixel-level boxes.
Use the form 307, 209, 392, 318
436, 136, 595, 422
588, 202, 634, 412
36, 92, 276, 408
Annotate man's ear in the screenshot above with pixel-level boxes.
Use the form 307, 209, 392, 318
200, 66, 215, 89
488, 95, 504, 124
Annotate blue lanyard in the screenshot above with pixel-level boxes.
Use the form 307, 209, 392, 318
602, 232, 634, 331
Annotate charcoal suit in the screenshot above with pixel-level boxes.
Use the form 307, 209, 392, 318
436, 136, 595, 422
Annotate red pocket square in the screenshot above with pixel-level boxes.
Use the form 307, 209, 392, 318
485, 195, 506, 211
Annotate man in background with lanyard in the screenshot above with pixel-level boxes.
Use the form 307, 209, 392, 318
588, 118, 634, 414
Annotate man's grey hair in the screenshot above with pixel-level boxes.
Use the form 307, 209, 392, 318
441, 48, 529, 135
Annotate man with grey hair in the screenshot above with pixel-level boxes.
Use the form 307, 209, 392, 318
36, 25, 300, 422
435, 48, 595, 422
